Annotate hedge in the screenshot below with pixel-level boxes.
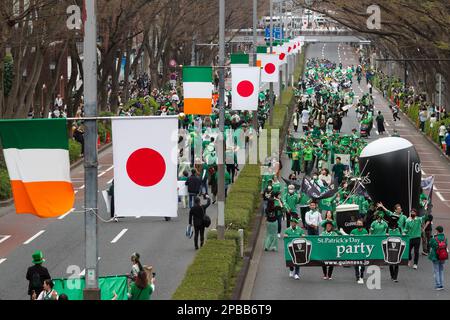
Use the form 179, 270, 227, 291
172, 239, 238, 300
0, 169, 12, 201
69, 139, 82, 164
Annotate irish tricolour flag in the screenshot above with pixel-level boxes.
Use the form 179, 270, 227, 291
183, 66, 213, 115
0, 119, 74, 218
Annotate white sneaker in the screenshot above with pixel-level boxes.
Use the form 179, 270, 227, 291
413, 264, 418, 270
289, 271, 294, 278
294, 274, 300, 280
357, 278, 364, 284
277, 234, 281, 239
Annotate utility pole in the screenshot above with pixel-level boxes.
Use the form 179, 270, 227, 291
217, 0, 225, 240
252, 0, 259, 132
269, 0, 274, 125
191, 34, 196, 66
83, 0, 100, 300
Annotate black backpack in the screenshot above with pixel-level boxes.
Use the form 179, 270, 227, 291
31, 272, 42, 289
202, 207, 211, 228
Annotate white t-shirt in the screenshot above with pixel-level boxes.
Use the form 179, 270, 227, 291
306, 210, 323, 227
439, 125, 446, 137
301, 109, 310, 124
37, 290, 58, 300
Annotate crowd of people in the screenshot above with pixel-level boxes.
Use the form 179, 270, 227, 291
261, 57, 447, 290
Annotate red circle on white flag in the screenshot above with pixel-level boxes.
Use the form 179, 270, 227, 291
288, 47, 292, 53
126, 148, 166, 187
279, 53, 286, 60
265, 63, 276, 74
237, 80, 254, 97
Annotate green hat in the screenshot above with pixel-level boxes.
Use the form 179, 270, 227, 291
322, 220, 334, 228
291, 217, 300, 224
32, 250, 45, 264
436, 226, 444, 233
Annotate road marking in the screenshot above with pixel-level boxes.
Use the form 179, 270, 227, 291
78, 185, 85, 190
23, 230, 45, 245
105, 165, 114, 172
107, 179, 113, 184
385, 122, 390, 127
435, 192, 446, 202
0, 235, 11, 244
0, 259, 6, 265
98, 172, 106, 177
111, 229, 128, 244
75, 190, 79, 194
58, 208, 75, 220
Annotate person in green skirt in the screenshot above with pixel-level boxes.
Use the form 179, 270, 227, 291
284, 218, 304, 280
264, 195, 279, 252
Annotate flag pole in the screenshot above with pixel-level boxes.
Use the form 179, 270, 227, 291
217, 0, 226, 240
83, 0, 100, 300
252, 0, 259, 134
269, 0, 274, 125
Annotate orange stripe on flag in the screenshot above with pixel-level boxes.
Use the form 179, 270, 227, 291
256, 60, 262, 67
11, 180, 75, 218
184, 98, 212, 115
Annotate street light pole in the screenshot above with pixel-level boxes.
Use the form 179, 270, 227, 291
252, 0, 259, 132
217, 0, 226, 240
269, 0, 274, 125
83, 0, 100, 300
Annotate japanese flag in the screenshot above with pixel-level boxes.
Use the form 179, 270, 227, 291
274, 46, 286, 65
259, 54, 279, 83
231, 67, 260, 111
112, 117, 178, 217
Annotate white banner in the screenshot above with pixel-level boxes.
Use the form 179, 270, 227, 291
112, 117, 178, 217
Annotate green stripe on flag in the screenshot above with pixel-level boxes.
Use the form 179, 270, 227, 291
0, 118, 69, 150
183, 66, 212, 83
231, 53, 249, 65
257, 46, 268, 54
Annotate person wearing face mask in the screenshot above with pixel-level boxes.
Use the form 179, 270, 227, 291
386, 221, 403, 282
350, 219, 368, 284
261, 183, 273, 217
370, 211, 388, 235
273, 192, 285, 238
284, 218, 305, 280
321, 221, 339, 280
283, 185, 301, 228
404, 208, 428, 269
264, 195, 279, 252
377, 202, 407, 233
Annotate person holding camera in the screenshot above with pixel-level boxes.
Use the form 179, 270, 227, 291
189, 194, 211, 250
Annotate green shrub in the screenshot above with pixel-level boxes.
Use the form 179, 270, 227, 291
69, 139, 82, 164
0, 169, 12, 201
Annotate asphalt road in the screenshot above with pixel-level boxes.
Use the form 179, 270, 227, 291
0, 147, 219, 300
250, 43, 450, 300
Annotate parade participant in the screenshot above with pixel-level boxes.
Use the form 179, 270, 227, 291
33, 279, 58, 300
305, 201, 322, 235
291, 146, 302, 176
404, 209, 428, 269
301, 107, 310, 132
303, 142, 314, 176
293, 108, 300, 133
282, 184, 301, 228
284, 218, 304, 280
321, 221, 339, 280
350, 219, 368, 284
421, 210, 434, 256
319, 168, 332, 186
332, 157, 346, 185
375, 111, 386, 135
273, 192, 285, 238
370, 212, 388, 235
377, 202, 407, 232
321, 211, 337, 231
264, 195, 279, 252
128, 271, 155, 300
189, 195, 211, 250
429, 226, 448, 290
387, 221, 403, 282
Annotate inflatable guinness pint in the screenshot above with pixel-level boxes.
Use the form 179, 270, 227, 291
359, 137, 421, 215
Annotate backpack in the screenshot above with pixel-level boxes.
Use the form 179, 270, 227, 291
435, 236, 448, 261
202, 207, 211, 228
31, 272, 42, 289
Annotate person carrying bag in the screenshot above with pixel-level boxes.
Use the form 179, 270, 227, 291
189, 195, 211, 250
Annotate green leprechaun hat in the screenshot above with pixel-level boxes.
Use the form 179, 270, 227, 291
32, 250, 45, 264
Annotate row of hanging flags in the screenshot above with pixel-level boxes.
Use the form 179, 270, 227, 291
183, 38, 304, 115
0, 38, 302, 219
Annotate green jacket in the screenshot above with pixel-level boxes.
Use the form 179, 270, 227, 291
429, 233, 448, 262
350, 228, 369, 236
370, 220, 388, 235
321, 230, 339, 236
284, 226, 305, 238
384, 210, 407, 232
282, 192, 300, 213
404, 216, 426, 239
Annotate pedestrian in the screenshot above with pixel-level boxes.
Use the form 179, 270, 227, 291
292, 108, 300, 133
33, 279, 58, 300
128, 271, 155, 300
284, 217, 304, 279
282, 184, 300, 228
301, 107, 310, 132
390, 105, 401, 122
107, 180, 115, 220
419, 108, 427, 131
321, 221, 338, 280
129, 253, 144, 281
26, 250, 51, 300
350, 219, 368, 284
429, 226, 448, 290
264, 195, 279, 252
319, 168, 332, 186
188, 195, 211, 250
305, 201, 322, 235
405, 208, 428, 269
376, 111, 385, 135
421, 210, 434, 256
387, 221, 403, 282
438, 123, 446, 149
446, 129, 450, 156
185, 169, 201, 209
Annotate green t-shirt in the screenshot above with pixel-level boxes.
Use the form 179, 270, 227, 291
303, 147, 313, 161
405, 216, 426, 239
370, 220, 388, 235
321, 230, 339, 236
350, 228, 369, 236
284, 226, 305, 237
128, 283, 153, 300
387, 228, 402, 236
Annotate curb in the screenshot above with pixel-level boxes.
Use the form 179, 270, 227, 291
0, 142, 112, 212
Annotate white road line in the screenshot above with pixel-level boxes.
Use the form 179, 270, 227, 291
78, 185, 85, 190
435, 192, 446, 202
58, 208, 75, 220
0, 235, 11, 244
98, 172, 106, 177
23, 230, 45, 245
385, 122, 390, 127
0, 259, 6, 265
75, 190, 79, 194
105, 165, 114, 172
136, 216, 141, 219
111, 229, 128, 244
107, 179, 113, 184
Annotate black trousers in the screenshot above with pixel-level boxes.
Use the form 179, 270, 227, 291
322, 266, 334, 277
277, 215, 282, 234
409, 237, 421, 264
194, 226, 205, 249
389, 264, 399, 280
355, 266, 365, 279
300, 207, 309, 228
